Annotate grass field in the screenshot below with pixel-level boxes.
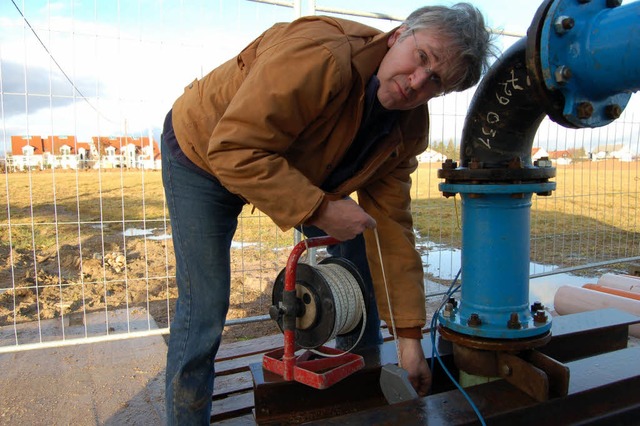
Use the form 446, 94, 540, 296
0, 161, 638, 331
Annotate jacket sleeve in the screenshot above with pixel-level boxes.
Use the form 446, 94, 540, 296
205, 26, 351, 230
357, 144, 427, 331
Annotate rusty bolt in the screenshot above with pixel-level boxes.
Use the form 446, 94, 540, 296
468, 313, 482, 327
607, 0, 622, 7
531, 301, 544, 312
605, 104, 622, 120
507, 157, 523, 169
534, 157, 553, 168
442, 192, 456, 198
448, 297, 458, 308
469, 159, 483, 170
576, 102, 594, 119
442, 159, 458, 169
554, 65, 572, 84
554, 16, 575, 34
533, 309, 549, 324
507, 312, 522, 329
443, 303, 454, 318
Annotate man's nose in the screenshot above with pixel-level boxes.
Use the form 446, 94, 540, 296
410, 68, 431, 90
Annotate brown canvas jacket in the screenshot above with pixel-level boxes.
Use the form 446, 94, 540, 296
171, 16, 429, 330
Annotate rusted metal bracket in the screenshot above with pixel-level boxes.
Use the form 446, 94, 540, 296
496, 350, 569, 402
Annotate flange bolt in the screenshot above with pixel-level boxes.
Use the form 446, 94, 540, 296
554, 65, 572, 84
605, 104, 622, 120
554, 16, 575, 34
507, 312, 522, 329
576, 102, 594, 119
531, 301, 544, 312
442, 159, 457, 170
467, 313, 482, 327
533, 309, 549, 324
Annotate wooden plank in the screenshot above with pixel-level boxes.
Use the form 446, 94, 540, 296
210, 391, 255, 423
216, 413, 256, 425
217, 334, 282, 361
214, 371, 254, 399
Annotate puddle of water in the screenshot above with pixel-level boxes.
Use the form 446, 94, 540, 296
420, 244, 597, 309
123, 228, 154, 237
230, 241, 259, 249
122, 228, 172, 241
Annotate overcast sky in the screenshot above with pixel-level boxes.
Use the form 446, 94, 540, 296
1, 0, 638, 154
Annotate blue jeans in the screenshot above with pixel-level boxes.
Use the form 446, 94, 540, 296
162, 113, 381, 425
162, 125, 245, 424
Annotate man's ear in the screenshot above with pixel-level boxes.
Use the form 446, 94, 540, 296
388, 25, 408, 48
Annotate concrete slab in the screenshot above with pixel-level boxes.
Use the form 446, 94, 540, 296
0, 309, 167, 425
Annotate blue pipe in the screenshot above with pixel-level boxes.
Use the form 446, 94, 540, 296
539, 0, 640, 127
438, 183, 555, 339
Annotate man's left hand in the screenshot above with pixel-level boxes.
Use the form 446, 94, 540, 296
398, 336, 432, 396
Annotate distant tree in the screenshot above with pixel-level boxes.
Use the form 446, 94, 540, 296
568, 147, 586, 159
445, 138, 458, 160
431, 140, 445, 154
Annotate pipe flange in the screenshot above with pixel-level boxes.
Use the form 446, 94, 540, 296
438, 166, 556, 183
438, 325, 552, 351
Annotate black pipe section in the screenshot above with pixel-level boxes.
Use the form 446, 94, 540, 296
458, 37, 546, 170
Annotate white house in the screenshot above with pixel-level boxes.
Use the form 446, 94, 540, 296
417, 148, 447, 163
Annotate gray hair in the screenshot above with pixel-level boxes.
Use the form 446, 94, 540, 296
400, 3, 497, 93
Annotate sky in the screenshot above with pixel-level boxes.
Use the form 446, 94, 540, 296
0, 0, 638, 154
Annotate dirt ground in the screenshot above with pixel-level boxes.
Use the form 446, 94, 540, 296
0, 227, 284, 343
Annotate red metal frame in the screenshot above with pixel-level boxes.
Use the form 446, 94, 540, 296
262, 236, 365, 389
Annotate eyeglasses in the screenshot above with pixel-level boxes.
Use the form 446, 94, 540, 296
411, 29, 445, 96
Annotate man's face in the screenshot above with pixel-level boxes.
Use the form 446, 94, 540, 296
377, 26, 457, 110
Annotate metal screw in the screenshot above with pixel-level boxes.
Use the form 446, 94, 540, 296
443, 303, 453, 318
448, 297, 458, 308
469, 159, 483, 170
468, 313, 482, 327
507, 312, 522, 329
554, 65, 572, 84
507, 157, 523, 170
605, 104, 622, 120
531, 301, 544, 312
576, 102, 594, 119
607, 0, 622, 7
534, 157, 553, 168
554, 16, 575, 34
442, 159, 458, 169
534, 309, 549, 324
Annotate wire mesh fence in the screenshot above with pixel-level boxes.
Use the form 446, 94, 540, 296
1, 0, 639, 351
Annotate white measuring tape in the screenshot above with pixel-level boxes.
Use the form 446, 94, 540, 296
304, 228, 401, 365
310, 262, 368, 356
373, 228, 402, 367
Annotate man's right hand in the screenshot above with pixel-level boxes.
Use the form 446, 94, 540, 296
307, 198, 376, 241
